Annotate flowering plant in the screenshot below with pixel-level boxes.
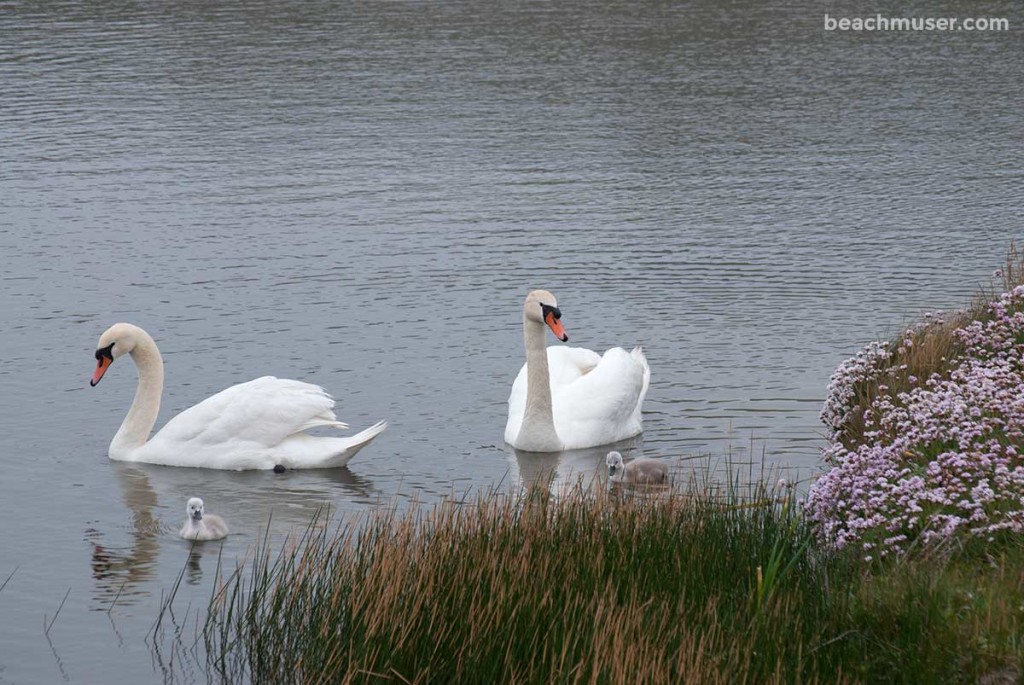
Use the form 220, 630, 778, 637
807, 284, 1024, 557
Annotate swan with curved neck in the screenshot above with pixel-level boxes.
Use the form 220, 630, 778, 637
90, 323, 386, 470
505, 290, 650, 452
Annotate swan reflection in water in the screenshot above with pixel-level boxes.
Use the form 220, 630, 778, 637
87, 465, 164, 608
184, 544, 215, 586
508, 436, 651, 496
88, 462, 380, 608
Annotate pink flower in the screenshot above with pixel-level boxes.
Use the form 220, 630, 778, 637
807, 283, 1024, 554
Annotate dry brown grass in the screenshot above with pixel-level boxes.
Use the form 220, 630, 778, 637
203, 483, 848, 685
191, 476, 1024, 685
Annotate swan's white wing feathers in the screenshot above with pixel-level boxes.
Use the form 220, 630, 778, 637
505, 347, 602, 443
546, 346, 602, 386
154, 377, 346, 450
552, 346, 649, 449
505, 346, 648, 450
631, 346, 651, 427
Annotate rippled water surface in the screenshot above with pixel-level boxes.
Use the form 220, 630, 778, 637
1, 0, 1022, 680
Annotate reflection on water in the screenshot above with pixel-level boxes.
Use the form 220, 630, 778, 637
184, 546, 216, 587
87, 467, 162, 609
88, 461, 382, 609
509, 437, 647, 494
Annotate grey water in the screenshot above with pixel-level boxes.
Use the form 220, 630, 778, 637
1, 0, 1022, 680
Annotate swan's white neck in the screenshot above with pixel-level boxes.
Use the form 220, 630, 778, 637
110, 332, 164, 459
517, 317, 562, 452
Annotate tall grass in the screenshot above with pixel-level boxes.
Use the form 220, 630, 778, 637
199, 475, 1023, 684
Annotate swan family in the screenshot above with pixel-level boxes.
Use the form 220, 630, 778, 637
90, 289, 665, 539
91, 289, 652, 468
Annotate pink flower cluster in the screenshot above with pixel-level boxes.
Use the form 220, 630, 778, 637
807, 287, 1024, 555
819, 340, 893, 444
819, 312, 947, 447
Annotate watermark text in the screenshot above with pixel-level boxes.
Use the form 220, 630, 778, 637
824, 14, 1009, 32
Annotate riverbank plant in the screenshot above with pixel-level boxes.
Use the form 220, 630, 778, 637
808, 246, 1024, 555
195, 475, 1023, 684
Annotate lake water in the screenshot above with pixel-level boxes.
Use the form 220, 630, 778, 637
1, 0, 1022, 681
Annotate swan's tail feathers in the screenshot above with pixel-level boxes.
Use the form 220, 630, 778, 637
631, 346, 651, 401
299, 418, 350, 432
277, 420, 388, 470
350, 419, 388, 445
297, 410, 349, 432
324, 420, 388, 469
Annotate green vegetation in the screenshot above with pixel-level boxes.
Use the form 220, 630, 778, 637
198, 478, 1023, 684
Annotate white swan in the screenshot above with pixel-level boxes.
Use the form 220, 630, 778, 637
504, 290, 650, 452
606, 451, 669, 484
90, 323, 387, 470
179, 497, 229, 541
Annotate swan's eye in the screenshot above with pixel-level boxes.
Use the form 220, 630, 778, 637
540, 304, 561, 320
95, 342, 115, 361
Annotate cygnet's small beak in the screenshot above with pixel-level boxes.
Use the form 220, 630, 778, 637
192, 510, 203, 521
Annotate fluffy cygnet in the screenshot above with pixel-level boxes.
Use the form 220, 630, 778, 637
179, 497, 229, 541
606, 451, 669, 484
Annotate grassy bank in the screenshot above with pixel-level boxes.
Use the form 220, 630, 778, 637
198, 479, 1023, 684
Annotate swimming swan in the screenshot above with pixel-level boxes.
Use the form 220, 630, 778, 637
90, 323, 387, 470
606, 451, 669, 484
505, 290, 650, 452
179, 497, 228, 541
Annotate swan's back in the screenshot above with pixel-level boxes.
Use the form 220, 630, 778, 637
552, 346, 649, 450
137, 376, 376, 469
200, 514, 229, 540
155, 377, 344, 447
622, 457, 669, 484
506, 346, 649, 450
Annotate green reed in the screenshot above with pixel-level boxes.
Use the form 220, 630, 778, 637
198, 473, 1023, 685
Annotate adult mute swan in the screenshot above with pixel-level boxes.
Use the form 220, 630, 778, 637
89, 323, 387, 470
179, 497, 229, 541
504, 290, 650, 452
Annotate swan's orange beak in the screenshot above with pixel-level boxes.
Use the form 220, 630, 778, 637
545, 311, 569, 342
91, 357, 112, 387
